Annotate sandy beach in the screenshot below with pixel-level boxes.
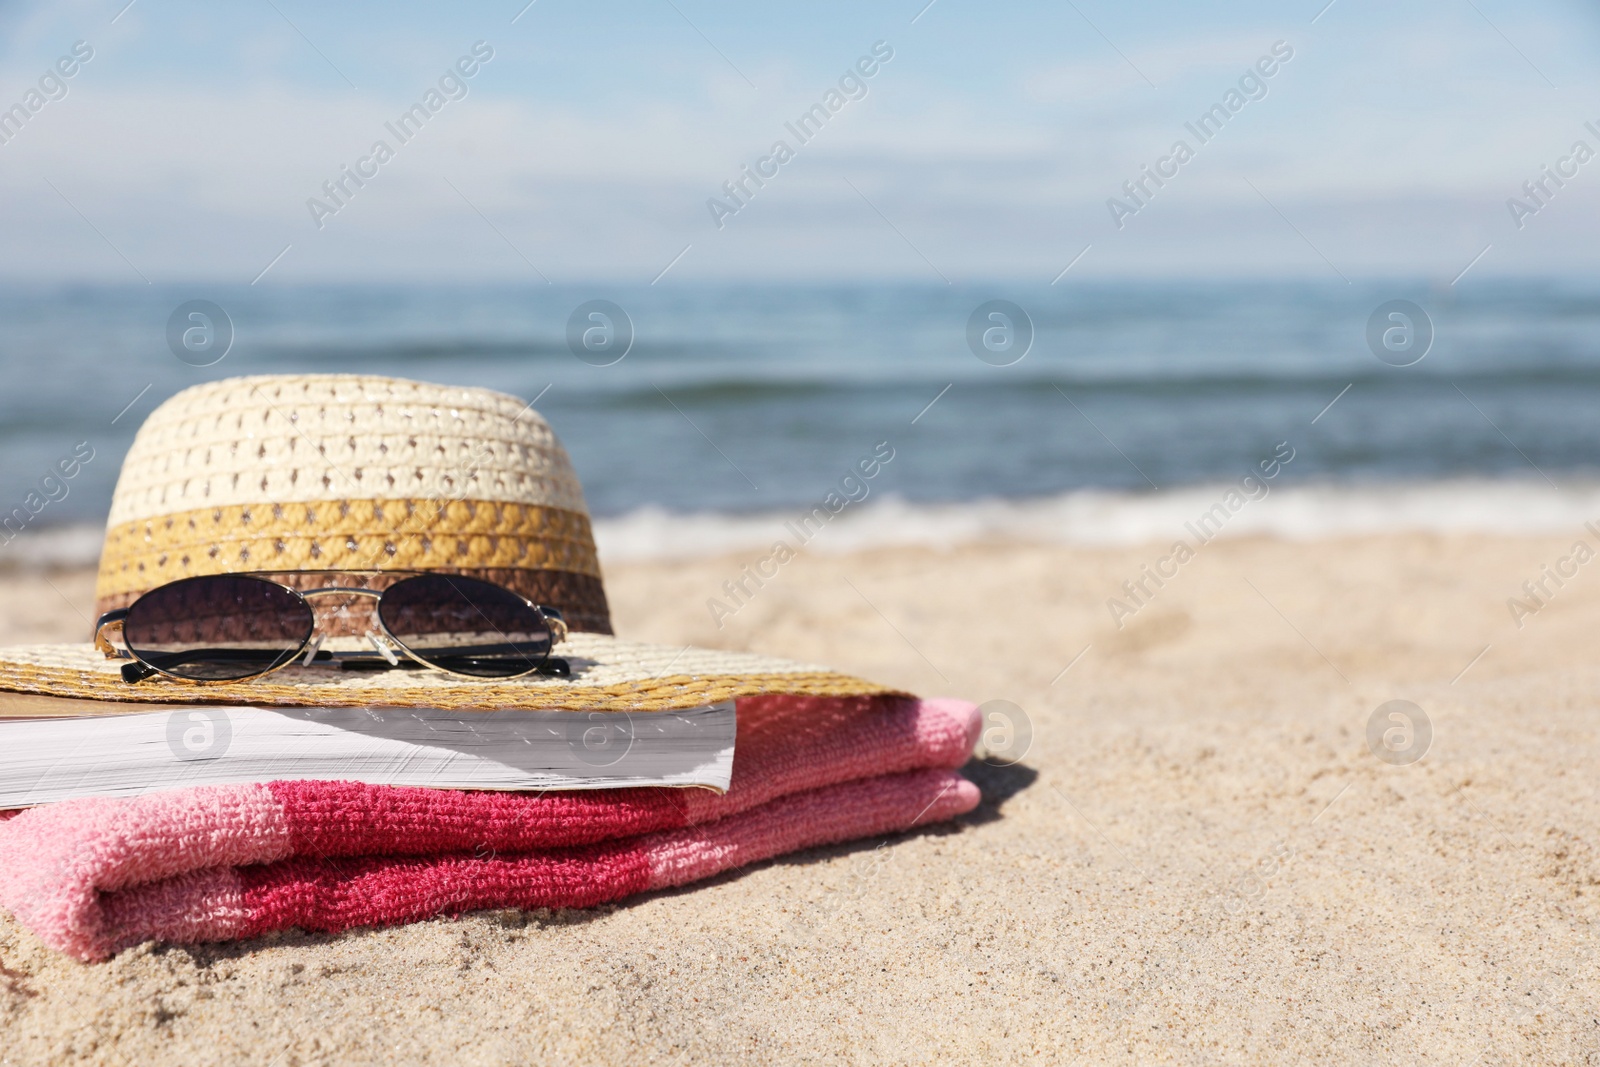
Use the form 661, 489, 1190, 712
1, 532, 1597, 1064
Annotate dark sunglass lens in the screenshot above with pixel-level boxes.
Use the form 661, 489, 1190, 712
378, 574, 551, 678
123, 576, 313, 681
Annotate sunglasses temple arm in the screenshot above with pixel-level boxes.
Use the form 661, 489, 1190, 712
121, 661, 160, 684
93, 609, 158, 683
540, 607, 568, 646
93, 610, 133, 660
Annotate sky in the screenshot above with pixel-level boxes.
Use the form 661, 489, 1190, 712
0, 0, 1597, 284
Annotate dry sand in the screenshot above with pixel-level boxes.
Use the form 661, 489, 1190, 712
1, 534, 1598, 1064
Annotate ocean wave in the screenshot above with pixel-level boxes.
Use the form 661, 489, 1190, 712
593, 480, 1600, 561
0, 524, 106, 570
11, 480, 1600, 571
525, 365, 1600, 399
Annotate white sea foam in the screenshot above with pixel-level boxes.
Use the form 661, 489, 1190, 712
0, 524, 106, 570
9, 480, 1600, 570
593, 480, 1600, 562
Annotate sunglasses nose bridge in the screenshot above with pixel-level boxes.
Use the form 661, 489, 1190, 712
297, 588, 385, 641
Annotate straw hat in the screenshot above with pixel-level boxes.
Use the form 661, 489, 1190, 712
0, 374, 895, 711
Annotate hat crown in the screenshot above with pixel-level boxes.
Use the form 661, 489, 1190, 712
94, 374, 611, 633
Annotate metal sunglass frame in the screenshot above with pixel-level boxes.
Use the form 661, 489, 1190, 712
93, 570, 570, 685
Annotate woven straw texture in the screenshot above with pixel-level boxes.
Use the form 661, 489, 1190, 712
91, 374, 612, 629
0, 633, 901, 712
2, 373, 909, 709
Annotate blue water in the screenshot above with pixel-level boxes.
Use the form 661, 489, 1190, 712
1, 280, 1598, 525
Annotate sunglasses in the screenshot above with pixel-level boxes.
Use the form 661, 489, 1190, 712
93, 571, 569, 685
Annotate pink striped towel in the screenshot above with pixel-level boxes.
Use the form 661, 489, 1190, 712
0, 695, 981, 961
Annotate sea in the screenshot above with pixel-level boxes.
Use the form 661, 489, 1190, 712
3, 278, 1600, 566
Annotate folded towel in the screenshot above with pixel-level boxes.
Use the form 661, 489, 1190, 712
101, 768, 976, 958
0, 696, 981, 960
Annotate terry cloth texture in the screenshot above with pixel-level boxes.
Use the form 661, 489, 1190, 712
0, 695, 982, 961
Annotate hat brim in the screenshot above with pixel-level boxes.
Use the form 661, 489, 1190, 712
0, 634, 902, 713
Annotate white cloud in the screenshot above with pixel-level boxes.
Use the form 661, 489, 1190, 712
0, 1, 1596, 280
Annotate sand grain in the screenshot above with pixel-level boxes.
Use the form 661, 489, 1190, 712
1, 535, 1596, 1064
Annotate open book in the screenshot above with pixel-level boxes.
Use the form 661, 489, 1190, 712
0, 692, 735, 807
